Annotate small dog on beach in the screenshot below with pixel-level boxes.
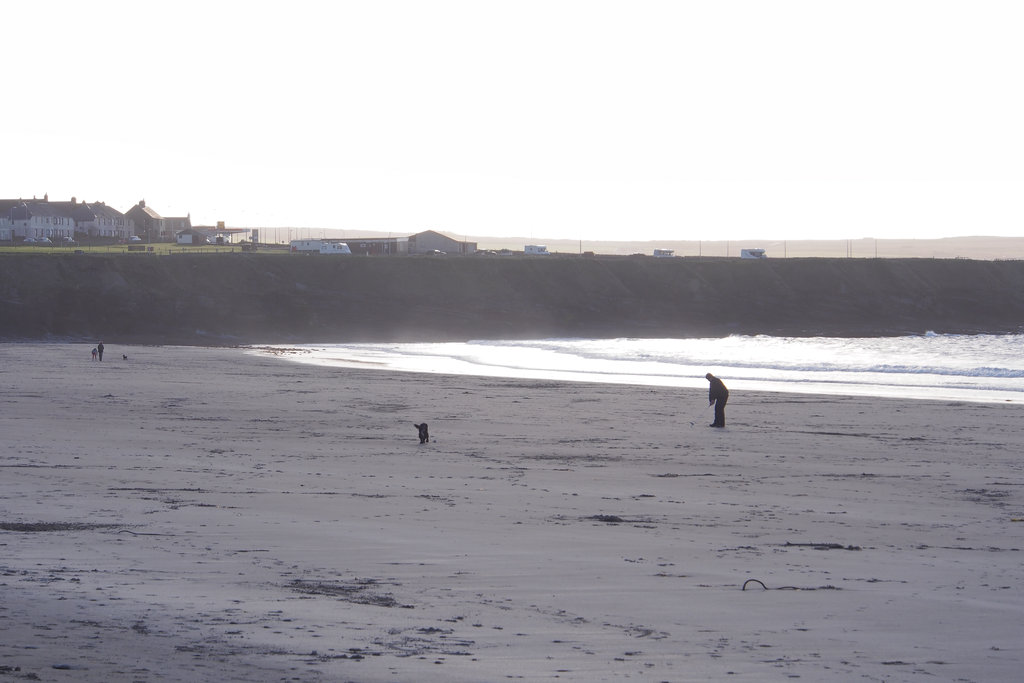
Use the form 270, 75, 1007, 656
414, 423, 429, 444
122, 354, 128, 360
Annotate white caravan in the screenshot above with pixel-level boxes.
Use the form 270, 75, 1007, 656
290, 239, 352, 255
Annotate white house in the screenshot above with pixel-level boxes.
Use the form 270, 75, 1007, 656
0, 197, 75, 240
74, 201, 134, 239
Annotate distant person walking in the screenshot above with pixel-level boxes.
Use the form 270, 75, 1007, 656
91, 347, 98, 361
97, 342, 105, 362
706, 373, 729, 428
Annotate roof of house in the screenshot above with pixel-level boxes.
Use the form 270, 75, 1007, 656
1, 196, 128, 223
128, 202, 163, 220
85, 202, 127, 221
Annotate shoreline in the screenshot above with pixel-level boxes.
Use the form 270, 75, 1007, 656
248, 341, 1024, 406
7, 338, 1023, 405
2, 343, 1023, 681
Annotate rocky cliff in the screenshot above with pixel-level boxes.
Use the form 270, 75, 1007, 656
2, 253, 1023, 344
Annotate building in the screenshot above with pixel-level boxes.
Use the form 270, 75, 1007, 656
409, 230, 476, 255
175, 228, 207, 245
192, 222, 249, 244
344, 230, 476, 256
75, 201, 135, 239
124, 201, 162, 241
346, 235, 409, 256
0, 203, 15, 240
0, 195, 134, 241
125, 200, 191, 242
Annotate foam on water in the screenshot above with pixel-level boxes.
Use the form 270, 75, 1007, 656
253, 334, 1024, 404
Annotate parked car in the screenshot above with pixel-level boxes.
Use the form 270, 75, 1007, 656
23, 237, 37, 243
37, 237, 53, 244
129, 236, 142, 242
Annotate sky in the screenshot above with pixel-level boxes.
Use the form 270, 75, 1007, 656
5, 1, 1023, 241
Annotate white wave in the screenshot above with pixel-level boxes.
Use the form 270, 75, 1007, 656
252, 334, 1024, 404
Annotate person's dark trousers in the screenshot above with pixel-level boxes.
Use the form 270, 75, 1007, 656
712, 397, 727, 427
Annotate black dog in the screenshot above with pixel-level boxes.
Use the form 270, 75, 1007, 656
122, 354, 128, 360
414, 423, 429, 444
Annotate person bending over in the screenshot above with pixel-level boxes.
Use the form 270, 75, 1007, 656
706, 373, 729, 428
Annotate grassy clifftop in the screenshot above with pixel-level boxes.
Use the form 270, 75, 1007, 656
2, 253, 1023, 344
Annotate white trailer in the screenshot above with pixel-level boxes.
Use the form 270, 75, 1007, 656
290, 239, 321, 252
524, 244, 550, 255
319, 241, 352, 254
653, 248, 675, 258
290, 239, 352, 255
740, 248, 767, 259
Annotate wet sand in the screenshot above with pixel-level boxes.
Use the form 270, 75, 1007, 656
1, 343, 1022, 682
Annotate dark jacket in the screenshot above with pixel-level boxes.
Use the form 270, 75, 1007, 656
708, 376, 729, 403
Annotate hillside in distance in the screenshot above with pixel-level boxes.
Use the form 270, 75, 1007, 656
3, 253, 1024, 345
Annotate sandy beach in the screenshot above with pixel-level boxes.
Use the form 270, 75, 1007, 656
2, 343, 1022, 682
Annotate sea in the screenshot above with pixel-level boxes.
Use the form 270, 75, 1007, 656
254, 333, 1024, 404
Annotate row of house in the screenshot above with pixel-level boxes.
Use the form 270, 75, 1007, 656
0, 196, 194, 243
0, 195, 136, 241
1, 195, 478, 255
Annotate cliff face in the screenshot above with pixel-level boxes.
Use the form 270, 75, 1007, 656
2, 253, 1023, 344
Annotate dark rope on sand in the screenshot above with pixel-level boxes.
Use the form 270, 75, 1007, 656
117, 529, 174, 536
